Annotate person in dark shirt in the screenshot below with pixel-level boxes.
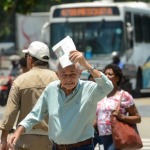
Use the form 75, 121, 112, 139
112, 55, 124, 69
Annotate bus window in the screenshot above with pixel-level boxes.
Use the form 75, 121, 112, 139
142, 16, 150, 43
50, 21, 123, 59
134, 14, 142, 43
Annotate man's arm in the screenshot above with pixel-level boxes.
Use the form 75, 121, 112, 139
0, 130, 9, 150
91, 72, 113, 103
0, 82, 20, 150
69, 50, 113, 103
69, 50, 102, 78
7, 89, 49, 150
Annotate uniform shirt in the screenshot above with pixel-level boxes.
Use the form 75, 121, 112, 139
19, 72, 113, 145
96, 90, 134, 136
0, 66, 58, 133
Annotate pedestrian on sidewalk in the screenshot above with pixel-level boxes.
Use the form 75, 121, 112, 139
9, 55, 20, 77
96, 64, 141, 150
112, 55, 124, 69
7, 50, 113, 150
0, 41, 58, 150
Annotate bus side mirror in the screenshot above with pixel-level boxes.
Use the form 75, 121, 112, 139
126, 22, 133, 41
41, 22, 50, 43
126, 22, 134, 50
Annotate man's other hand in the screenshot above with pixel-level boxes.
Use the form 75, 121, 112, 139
0, 141, 9, 150
7, 126, 25, 150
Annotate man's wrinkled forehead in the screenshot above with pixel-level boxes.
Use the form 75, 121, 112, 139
57, 63, 79, 73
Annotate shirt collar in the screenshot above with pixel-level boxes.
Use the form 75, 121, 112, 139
31, 66, 47, 70
57, 79, 81, 94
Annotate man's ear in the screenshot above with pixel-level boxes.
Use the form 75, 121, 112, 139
30, 56, 33, 65
79, 69, 83, 78
55, 71, 59, 77
28, 56, 33, 69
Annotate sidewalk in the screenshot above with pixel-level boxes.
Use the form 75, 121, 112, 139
134, 97, 150, 138
134, 98, 150, 138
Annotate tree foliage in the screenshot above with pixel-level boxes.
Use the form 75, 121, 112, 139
0, 0, 92, 42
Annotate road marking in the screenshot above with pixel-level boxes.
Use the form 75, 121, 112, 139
143, 143, 150, 145
94, 139, 150, 150
141, 139, 150, 150
141, 148, 150, 150
142, 139, 150, 142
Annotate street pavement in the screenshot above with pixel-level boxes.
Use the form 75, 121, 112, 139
0, 98, 150, 150
133, 98, 150, 150
0, 69, 11, 76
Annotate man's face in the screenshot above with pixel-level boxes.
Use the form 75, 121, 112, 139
56, 63, 82, 90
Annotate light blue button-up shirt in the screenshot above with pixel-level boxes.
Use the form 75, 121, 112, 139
19, 72, 113, 145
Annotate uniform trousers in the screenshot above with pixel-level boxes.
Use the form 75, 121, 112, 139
14, 134, 53, 150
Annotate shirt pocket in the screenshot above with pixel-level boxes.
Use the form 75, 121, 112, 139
15, 139, 31, 150
47, 144, 53, 149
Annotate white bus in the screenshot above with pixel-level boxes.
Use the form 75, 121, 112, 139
42, 1, 150, 96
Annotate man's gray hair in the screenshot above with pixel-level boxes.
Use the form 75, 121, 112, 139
30, 55, 49, 66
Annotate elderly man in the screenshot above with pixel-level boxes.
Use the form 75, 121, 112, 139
0, 41, 58, 150
8, 50, 113, 150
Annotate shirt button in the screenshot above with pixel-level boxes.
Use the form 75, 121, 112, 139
61, 130, 63, 132
63, 116, 64, 118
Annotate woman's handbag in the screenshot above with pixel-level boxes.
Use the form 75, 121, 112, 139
110, 91, 143, 149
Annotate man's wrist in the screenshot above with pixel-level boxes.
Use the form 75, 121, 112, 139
1, 130, 9, 143
87, 65, 95, 73
0, 140, 7, 144
82, 61, 92, 71
16, 125, 26, 135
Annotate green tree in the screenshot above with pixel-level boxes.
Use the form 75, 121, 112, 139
0, 0, 44, 41
0, 0, 94, 42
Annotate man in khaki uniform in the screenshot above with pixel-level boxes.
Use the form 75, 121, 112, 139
0, 41, 58, 150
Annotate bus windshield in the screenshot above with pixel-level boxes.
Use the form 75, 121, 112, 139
50, 21, 123, 59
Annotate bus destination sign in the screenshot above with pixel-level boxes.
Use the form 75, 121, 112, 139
53, 7, 119, 17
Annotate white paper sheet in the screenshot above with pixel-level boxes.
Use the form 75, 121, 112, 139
52, 36, 76, 68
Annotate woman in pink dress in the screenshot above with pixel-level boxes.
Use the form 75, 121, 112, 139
96, 64, 141, 150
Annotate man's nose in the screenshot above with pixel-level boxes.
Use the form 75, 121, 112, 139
66, 75, 71, 81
